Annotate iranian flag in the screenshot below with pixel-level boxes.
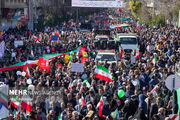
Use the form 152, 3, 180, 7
150, 85, 158, 93
120, 49, 124, 59
80, 94, 86, 106
95, 65, 112, 82
58, 113, 62, 120
23, 63, 31, 78
10, 96, 21, 109
98, 96, 106, 117
20, 95, 32, 113
151, 56, 157, 64
68, 80, 72, 91
0, 60, 37, 72
136, 44, 140, 58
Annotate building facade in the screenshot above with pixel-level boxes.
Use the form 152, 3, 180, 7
0, 0, 28, 30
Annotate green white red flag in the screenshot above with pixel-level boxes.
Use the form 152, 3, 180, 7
0, 60, 37, 71
98, 96, 106, 117
10, 96, 21, 109
23, 63, 31, 78
20, 95, 32, 113
136, 44, 140, 58
80, 94, 86, 106
151, 56, 157, 64
68, 80, 72, 91
95, 65, 112, 82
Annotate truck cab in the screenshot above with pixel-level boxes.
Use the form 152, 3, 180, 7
117, 33, 138, 61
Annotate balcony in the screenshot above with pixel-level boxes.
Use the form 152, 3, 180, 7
4, 0, 27, 8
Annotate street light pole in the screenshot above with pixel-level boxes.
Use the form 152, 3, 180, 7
153, 0, 155, 17
178, 10, 180, 27
28, 0, 33, 31
76, 8, 79, 20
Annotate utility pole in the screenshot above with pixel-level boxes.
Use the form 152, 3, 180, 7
76, 8, 79, 20
178, 10, 180, 27
152, 0, 155, 17
28, 0, 33, 31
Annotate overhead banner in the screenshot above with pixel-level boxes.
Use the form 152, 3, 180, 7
72, 0, 125, 8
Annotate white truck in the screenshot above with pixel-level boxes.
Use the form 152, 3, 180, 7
117, 33, 139, 61
95, 50, 118, 65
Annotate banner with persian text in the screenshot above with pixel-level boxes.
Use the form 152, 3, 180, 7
72, 0, 125, 8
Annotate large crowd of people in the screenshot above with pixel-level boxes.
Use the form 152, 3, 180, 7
0, 8, 180, 120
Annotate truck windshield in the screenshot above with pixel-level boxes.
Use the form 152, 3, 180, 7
99, 38, 108, 41
120, 37, 137, 44
96, 54, 115, 61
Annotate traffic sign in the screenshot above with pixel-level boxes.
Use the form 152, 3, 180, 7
165, 74, 180, 91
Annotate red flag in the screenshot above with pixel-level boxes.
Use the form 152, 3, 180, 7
118, 8, 122, 13
78, 47, 86, 56
81, 57, 87, 63
120, 49, 124, 59
20, 101, 32, 113
106, 20, 109, 24
99, 100, 103, 117
136, 26, 140, 31
39, 58, 50, 73
22, 63, 31, 78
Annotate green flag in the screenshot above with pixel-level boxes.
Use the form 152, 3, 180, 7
177, 88, 180, 115
58, 114, 62, 120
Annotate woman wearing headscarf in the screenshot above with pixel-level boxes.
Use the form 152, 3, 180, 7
133, 94, 148, 120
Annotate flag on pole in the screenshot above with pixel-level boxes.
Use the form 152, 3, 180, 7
120, 49, 124, 59
80, 94, 86, 106
98, 96, 106, 117
10, 96, 21, 109
95, 65, 113, 82
151, 56, 157, 65
23, 63, 31, 78
68, 80, 72, 91
136, 44, 140, 58
20, 95, 32, 113
26, 64, 31, 78
150, 85, 158, 93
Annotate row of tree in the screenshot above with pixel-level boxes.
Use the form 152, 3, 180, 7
128, 0, 180, 27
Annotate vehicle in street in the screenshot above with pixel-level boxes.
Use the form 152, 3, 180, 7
95, 50, 118, 65
117, 33, 139, 61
